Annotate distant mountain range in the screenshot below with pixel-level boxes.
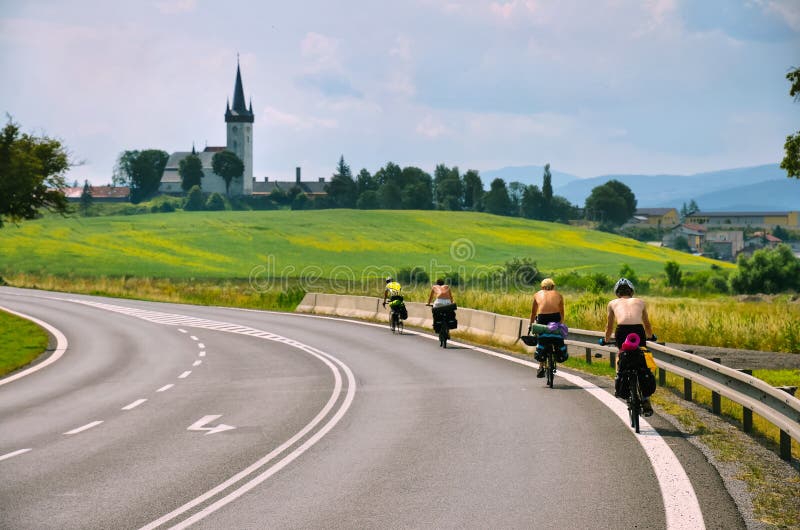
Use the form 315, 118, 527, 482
483, 163, 799, 211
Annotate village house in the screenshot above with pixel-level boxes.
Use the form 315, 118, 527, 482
64, 185, 130, 202
704, 230, 744, 260
629, 208, 680, 228
252, 167, 327, 198
662, 223, 706, 253
686, 211, 799, 229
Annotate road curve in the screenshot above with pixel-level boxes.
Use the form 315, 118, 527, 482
0, 288, 744, 529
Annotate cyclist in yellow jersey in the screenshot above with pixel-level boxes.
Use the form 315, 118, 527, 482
382, 277, 403, 308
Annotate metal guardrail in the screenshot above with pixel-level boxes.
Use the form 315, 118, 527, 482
565, 328, 800, 461
297, 293, 800, 461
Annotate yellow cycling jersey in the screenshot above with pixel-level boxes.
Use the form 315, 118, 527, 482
385, 282, 402, 297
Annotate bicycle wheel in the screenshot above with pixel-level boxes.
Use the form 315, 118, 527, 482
439, 323, 448, 348
397, 318, 404, 335
390, 312, 398, 334
629, 374, 641, 433
546, 349, 555, 388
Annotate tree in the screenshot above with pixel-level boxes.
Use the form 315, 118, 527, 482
521, 184, 544, 219
542, 164, 554, 221
462, 169, 484, 211
772, 225, 789, 241
781, 66, 800, 179
356, 168, 378, 196
399, 166, 433, 209
508, 181, 525, 216
205, 192, 226, 211
434, 164, 462, 210
664, 261, 682, 287
211, 150, 244, 196
79, 180, 93, 214
484, 178, 512, 216
730, 244, 800, 294
550, 196, 578, 223
184, 185, 204, 211
325, 155, 357, 208
378, 181, 402, 210
584, 180, 637, 227
0, 118, 71, 227
356, 190, 380, 209
179, 153, 204, 192
113, 149, 169, 203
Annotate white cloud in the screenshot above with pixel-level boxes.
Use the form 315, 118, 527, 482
301, 32, 341, 72
261, 106, 338, 131
766, 0, 800, 31
154, 0, 196, 15
416, 116, 450, 138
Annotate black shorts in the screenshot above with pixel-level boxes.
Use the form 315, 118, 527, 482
615, 324, 646, 350
536, 313, 561, 325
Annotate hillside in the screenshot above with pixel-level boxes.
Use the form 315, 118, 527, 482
0, 210, 724, 280
692, 179, 800, 211
552, 164, 791, 209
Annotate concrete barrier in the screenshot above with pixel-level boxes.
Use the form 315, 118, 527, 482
461, 308, 495, 339
313, 293, 339, 316
335, 295, 380, 319
296, 293, 317, 313
405, 302, 432, 328
493, 314, 525, 345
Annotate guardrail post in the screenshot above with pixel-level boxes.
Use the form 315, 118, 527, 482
684, 378, 693, 402
658, 367, 666, 387
777, 386, 797, 461
585, 347, 592, 364
711, 358, 721, 415
739, 369, 753, 433
609, 351, 616, 370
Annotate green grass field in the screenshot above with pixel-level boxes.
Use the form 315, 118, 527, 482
0, 209, 724, 279
0, 309, 49, 377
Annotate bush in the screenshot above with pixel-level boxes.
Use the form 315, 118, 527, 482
502, 257, 542, 289
291, 193, 311, 210
159, 201, 176, 213
397, 266, 430, 286
730, 244, 800, 294
205, 193, 226, 211
664, 261, 682, 287
184, 186, 205, 211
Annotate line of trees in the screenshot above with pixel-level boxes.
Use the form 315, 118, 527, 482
321, 157, 581, 222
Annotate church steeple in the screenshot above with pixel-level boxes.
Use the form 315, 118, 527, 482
232, 61, 247, 113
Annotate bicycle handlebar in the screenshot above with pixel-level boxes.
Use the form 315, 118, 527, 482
598, 335, 658, 347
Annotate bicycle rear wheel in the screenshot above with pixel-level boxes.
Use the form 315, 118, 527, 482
546, 349, 555, 388
391, 312, 398, 334
629, 374, 641, 433
439, 324, 448, 348
397, 318, 404, 335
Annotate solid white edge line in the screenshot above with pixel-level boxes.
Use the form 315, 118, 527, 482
0, 306, 69, 387
122, 398, 147, 410
64, 420, 103, 435
157, 384, 174, 392
140, 344, 355, 530
232, 310, 706, 530
178, 371, 191, 379
0, 448, 33, 462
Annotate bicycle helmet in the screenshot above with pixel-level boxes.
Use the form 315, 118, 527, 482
614, 277, 635, 295
386, 276, 393, 283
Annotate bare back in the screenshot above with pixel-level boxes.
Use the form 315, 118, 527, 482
431, 284, 452, 300
608, 297, 647, 325
534, 290, 562, 314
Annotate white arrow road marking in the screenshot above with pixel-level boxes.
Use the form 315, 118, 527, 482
0, 448, 32, 462
64, 421, 103, 435
187, 415, 236, 435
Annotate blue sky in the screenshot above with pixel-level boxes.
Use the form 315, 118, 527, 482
1, 0, 798, 185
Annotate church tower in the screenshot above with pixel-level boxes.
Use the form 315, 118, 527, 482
225, 59, 254, 195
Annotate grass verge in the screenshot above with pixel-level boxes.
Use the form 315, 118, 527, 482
0, 309, 49, 377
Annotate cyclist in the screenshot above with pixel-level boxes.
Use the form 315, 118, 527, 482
427, 278, 456, 339
604, 277, 655, 416
529, 278, 565, 378
382, 276, 403, 313
426, 278, 455, 307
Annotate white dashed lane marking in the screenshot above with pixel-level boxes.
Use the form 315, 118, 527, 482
122, 399, 147, 411
193, 360, 202, 367
64, 421, 103, 435
190, 336, 198, 341
178, 371, 191, 379
157, 384, 174, 392
198, 343, 205, 349
0, 448, 32, 462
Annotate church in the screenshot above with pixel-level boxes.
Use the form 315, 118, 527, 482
159, 62, 255, 196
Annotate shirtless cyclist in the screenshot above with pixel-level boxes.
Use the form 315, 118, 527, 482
529, 278, 565, 377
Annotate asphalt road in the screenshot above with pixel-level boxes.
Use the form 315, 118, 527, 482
0, 288, 745, 529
